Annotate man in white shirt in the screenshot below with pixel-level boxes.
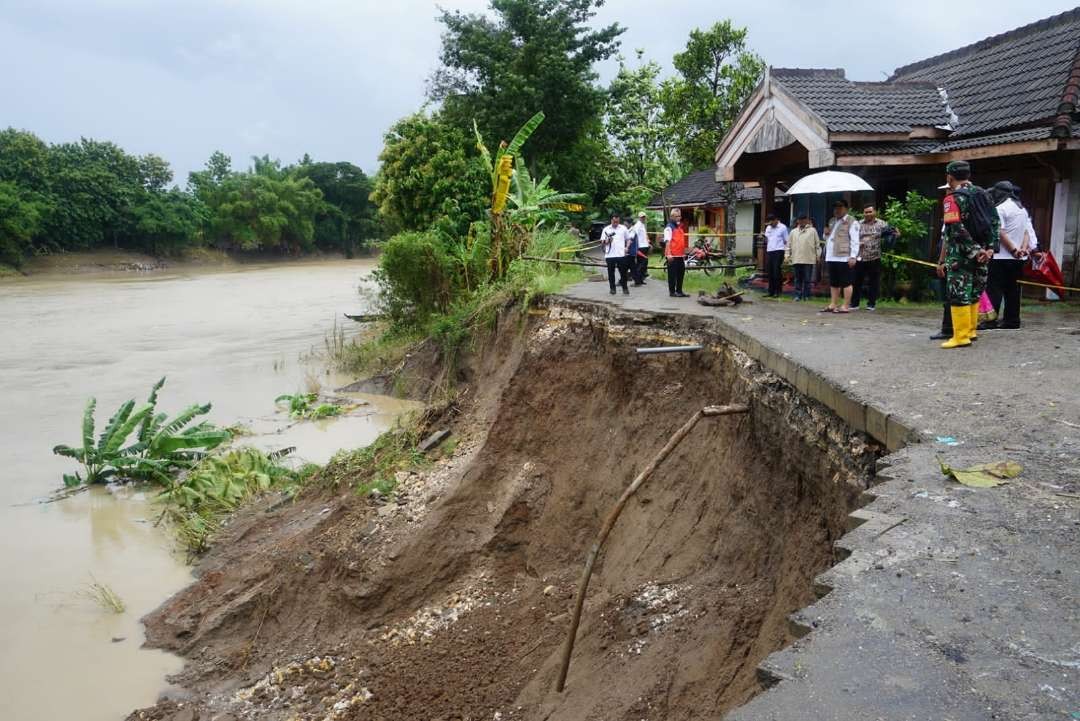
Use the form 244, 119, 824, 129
821, 200, 860, 313
762, 214, 789, 297
984, 181, 1037, 329
601, 214, 631, 295
630, 211, 651, 286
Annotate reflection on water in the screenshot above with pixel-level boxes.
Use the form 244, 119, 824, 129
0, 260, 416, 721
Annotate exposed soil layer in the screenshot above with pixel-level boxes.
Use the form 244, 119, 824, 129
129, 305, 877, 721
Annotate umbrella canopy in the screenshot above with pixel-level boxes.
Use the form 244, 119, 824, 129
786, 171, 874, 195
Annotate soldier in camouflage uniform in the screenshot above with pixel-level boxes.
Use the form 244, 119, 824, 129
940, 160, 998, 348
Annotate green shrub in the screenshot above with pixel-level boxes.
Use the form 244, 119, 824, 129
376, 231, 459, 322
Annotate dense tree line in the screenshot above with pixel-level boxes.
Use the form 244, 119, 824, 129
0, 129, 379, 267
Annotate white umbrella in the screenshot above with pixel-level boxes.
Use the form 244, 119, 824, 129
786, 170, 874, 195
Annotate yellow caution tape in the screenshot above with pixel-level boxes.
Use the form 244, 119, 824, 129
884, 253, 1077, 293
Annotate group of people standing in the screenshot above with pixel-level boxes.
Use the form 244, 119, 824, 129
762, 200, 893, 313
599, 208, 690, 298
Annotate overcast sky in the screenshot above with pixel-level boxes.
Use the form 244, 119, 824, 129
2, 0, 1075, 183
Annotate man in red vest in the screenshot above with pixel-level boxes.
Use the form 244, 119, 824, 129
664, 208, 689, 297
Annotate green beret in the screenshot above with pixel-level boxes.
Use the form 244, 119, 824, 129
945, 160, 970, 175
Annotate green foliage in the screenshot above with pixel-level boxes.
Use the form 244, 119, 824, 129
881, 190, 936, 294
375, 230, 459, 321
0, 128, 378, 263
660, 21, 765, 168
160, 447, 316, 552
318, 425, 426, 494
370, 112, 488, 241
274, 393, 344, 420
0, 180, 48, 266
507, 158, 586, 229
293, 159, 380, 254
53, 378, 228, 487
605, 51, 683, 206
431, 0, 624, 196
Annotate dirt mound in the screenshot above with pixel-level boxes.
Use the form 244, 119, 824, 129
130, 306, 877, 721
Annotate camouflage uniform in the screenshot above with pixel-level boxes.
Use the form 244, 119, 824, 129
943, 184, 997, 306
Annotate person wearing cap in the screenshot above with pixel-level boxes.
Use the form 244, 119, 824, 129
785, 214, 820, 301
762, 214, 789, 298
983, 181, 1036, 330
821, 200, 859, 313
939, 160, 997, 348
664, 208, 689, 297
629, 211, 651, 286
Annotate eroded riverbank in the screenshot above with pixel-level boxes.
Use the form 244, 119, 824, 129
0, 259, 414, 721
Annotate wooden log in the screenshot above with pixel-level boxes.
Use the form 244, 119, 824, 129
554, 403, 750, 692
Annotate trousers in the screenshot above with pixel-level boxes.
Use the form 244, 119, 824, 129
987, 258, 1023, 326
667, 257, 685, 295
606, 257, 629, 290
851, 258, 881, 308
766, 250, 785, 295
634, 249, 649, 283
793, 264, 813, 299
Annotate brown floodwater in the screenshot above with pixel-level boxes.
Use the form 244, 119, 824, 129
0, 259, 418, 721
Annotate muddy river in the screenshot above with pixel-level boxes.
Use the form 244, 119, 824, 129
0, 259, 415, 721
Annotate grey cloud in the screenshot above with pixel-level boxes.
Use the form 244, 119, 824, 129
2, 0, 1074, 182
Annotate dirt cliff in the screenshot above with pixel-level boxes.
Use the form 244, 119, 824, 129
130, 303, 878, 721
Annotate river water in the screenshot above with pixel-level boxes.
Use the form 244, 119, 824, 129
0, 259, 415, 721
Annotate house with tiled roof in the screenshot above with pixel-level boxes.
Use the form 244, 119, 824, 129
712, 7, 1080, 282
644, 170, 785, 255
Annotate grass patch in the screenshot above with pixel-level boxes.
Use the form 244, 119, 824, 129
317, 422, 428, 496
78, 576, 125, 614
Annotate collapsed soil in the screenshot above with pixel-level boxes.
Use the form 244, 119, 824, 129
129, 304, 877, 721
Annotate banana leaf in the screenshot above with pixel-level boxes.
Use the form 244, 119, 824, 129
154, 430, 230, 454
97, 399, 135, 452
938, 457, 1022, 487
82, 398, 96, 456
53, 444, 85, 461
102, 405, 152, 455
504, 111, 544, 160
138, 377, 167, 442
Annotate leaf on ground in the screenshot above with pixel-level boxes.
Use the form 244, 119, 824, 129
937, 456, 1021, 488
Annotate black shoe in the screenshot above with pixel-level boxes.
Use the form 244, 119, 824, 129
998, 323, 1021, 329
609, 288, 616, 295
977, 321, 998, 331
929, 331, 951, 340
632, 282, 644, 287
622, 287, 630, 295
675, 292, 689, 298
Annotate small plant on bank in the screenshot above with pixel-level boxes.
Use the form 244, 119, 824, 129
274, 392, 344, 420
53, 377, 230, 487
318, 424, 426, 496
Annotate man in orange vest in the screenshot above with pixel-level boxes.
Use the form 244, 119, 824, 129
664, 208, 689, 297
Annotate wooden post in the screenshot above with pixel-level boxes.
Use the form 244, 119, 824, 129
554, 403, 750, 693
759, 178, 775, 272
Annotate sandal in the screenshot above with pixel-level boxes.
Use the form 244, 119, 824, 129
834, 307, 851, 314
818, 306, 835, 313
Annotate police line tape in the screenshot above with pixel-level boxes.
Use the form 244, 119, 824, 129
883, 253, 1078, 294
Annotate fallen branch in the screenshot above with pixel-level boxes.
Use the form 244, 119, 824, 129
555, 403, 750, 692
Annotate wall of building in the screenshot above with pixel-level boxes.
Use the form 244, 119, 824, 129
1063, 154, 1080, 285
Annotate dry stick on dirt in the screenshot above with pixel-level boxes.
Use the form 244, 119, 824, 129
554, 403, 750, 693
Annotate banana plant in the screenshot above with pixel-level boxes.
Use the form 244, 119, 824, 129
54, 398, 152, 486
507, 157, 587, 229
53, 378, 229, 487
474, 111, 545, 213
473, 111, 545, 277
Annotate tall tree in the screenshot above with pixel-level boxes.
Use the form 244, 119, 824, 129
604, 51, 684, 214
293, 160, 380, 253
661, 21, 764, 169
430, 0, 624, 193
370, 112, 487, 241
